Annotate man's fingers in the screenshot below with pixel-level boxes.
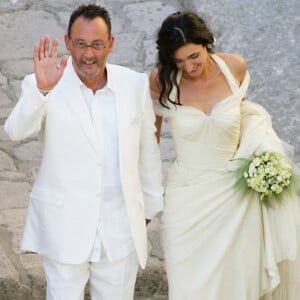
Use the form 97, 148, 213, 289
38, 36, 52, 60
39, 36, 45, 60
59, 55, 68, 70
50, 38, 59, 58
33, 45, 40, 63
44, 35, 50, 57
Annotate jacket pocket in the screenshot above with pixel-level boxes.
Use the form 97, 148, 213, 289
30, 186, 64, 206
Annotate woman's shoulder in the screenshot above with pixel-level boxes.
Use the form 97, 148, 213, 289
215, 52, 247, 85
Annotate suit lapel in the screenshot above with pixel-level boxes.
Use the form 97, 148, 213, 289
60, 60, 101, 155
106, 65, 126, 154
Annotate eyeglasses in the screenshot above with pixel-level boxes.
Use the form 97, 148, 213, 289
70, 38, 110, 50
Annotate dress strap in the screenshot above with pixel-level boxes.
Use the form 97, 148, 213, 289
211, 54, 240, 92
169, 54, 249, 103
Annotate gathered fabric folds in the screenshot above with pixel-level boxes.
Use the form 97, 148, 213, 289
232, 100, 300, 299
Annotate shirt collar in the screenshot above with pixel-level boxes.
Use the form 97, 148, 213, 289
68, 57, 114, 92
105, 64, 114, 91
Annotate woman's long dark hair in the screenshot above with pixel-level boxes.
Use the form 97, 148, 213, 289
156, 12, 215, 108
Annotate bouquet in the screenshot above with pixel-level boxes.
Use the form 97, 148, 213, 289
236, 151, 295, 207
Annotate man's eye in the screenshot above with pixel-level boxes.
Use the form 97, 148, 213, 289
93, 42, 101, 47
77, 41, 86, 47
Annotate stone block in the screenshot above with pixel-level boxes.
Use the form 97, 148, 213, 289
0, 182, 31, 210
0, 149, 16, 171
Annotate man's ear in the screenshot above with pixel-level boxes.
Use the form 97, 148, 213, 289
108, 35, 115, 53
64, 34, 71, 51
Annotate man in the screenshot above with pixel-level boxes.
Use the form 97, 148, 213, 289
5, 4, 164, 300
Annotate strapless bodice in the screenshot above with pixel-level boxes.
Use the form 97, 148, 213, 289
169, 96, 241, 168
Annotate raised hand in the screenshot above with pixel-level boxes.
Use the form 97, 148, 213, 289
33, 35, 68, 93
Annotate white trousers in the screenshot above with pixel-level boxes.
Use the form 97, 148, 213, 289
43, 251, 139, 300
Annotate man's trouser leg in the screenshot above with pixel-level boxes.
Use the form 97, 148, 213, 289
43, 251, 139, 300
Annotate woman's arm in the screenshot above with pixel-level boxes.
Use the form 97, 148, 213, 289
150, 68, 163, 143
155, 116, 163, 143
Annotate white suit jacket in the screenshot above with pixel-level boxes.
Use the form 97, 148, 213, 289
5, 59, 164, 268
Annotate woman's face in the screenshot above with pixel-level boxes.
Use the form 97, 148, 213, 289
173, 43, 208, 78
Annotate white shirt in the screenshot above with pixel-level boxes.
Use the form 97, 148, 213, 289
81, 76, 134, 262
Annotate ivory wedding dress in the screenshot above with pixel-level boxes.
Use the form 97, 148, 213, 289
153, 54, 300, 300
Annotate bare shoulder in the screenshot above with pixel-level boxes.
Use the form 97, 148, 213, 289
149, 67, 161, 93
216, 52, 247, 85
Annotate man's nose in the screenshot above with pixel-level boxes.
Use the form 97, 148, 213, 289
83, 46, 95, 56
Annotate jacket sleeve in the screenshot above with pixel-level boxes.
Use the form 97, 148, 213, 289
139, 74, 164, 219
4, 74, 49, 141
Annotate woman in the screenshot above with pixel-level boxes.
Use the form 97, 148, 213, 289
150, 12, 300, 300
